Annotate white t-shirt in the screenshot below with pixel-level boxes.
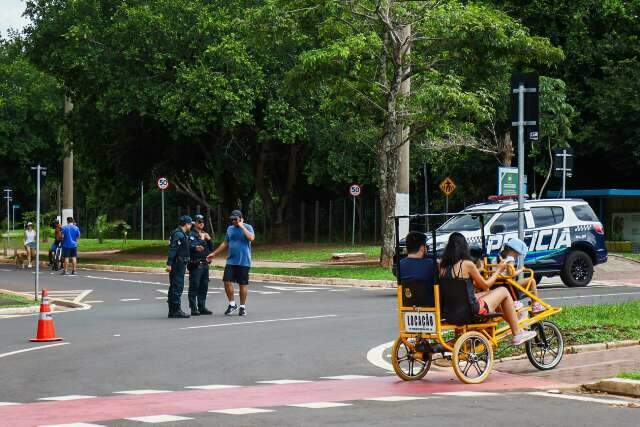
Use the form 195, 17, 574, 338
24, 229, 36, 245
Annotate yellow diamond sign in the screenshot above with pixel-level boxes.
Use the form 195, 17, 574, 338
439, 177, 456, 196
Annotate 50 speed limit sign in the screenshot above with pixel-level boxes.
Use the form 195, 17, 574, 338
157, 177, 169, 191
349, 184, 362, 197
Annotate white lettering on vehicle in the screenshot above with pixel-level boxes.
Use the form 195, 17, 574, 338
484, 227, 573, 253
535, 229, 553, 251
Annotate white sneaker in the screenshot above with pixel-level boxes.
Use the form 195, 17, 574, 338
512, 330, 537, 345
514, 300, 524, 310
28, 263, 32, 268
532, 302, 545, 313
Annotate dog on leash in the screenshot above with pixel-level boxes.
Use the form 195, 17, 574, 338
15, 251, 29, 269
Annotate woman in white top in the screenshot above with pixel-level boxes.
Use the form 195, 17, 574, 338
24, 222, 36, 268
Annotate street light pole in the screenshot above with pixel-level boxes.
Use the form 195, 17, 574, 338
140, 181, 144, 240
3, 189, 11, 256
31, 165, 46, 300
62, 96, 74, 221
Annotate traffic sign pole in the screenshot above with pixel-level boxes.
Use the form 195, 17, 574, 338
3, 189, 11, 256
161, 190, 165, 240
562, 150, 567, 199
352, 196, 356, 246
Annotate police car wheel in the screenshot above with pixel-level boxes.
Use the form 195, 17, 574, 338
561, 250, 593, 288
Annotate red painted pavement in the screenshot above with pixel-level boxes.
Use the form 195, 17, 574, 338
1, 372, 556, 427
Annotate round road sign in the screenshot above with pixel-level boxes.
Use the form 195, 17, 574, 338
349, 184, 362, 197
157, 177, 169, 191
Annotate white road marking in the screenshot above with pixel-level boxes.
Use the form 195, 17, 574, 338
364, 396, 432, 402
0, 402, 20, 406
0, 268, 12, 272
120, 298, 141, 302
209, 407, 275, 415
84, 275, 167, 286
263, 285, 327, 291
527, 391, 634, 406
155, 297, 166, 300
180, 315, 338, 330
113, 390, 171, 395
41, 424, 106, 427
125, 415, 193, 423
185, 385, 242, 390
74, 290, 93, 303
0, 342, 69, 359
84, 300, 104, 304
295, 290, 316, 293
328, 289, 350, 292
320, 375, 374, 380
39, 395, 96, 401
435, 391, 499, 397
256, 379, 312, 385
366, 341, 394, 372
288, 401, 352, 409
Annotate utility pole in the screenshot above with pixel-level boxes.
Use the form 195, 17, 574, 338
12, 204, 18, 232
423, 163, 430, 232
3, 188, 11, 256
31, 165, 47, 300
395, 24, 411, 239
140, 181, 144, 240
62, 96, 74, 221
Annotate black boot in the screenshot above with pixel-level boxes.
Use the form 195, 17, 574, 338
169, 303, 190, 318
167, 302, 175, 318
198, 304, 213, 315
190, 306, 201, 316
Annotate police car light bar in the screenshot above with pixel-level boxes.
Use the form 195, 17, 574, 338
488, 194, 530, 201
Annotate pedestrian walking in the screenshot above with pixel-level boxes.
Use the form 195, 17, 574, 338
166, 215, 193, 318
23, 222, 37, 268
60, 217, 80, 275
207, 209, 254, 316
48, 220, 63, 267
188, 214, 213, 316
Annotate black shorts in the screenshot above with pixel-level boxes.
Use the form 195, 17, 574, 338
223, 265, 250, 285
62, 247, 78, 258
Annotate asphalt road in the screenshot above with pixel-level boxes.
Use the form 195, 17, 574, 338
0, 266, 639, 426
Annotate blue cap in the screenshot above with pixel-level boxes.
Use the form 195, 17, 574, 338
504, 238, 528, 257
179, 215, 193, 225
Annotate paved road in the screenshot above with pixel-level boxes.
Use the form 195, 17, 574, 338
0, 266, 639, 426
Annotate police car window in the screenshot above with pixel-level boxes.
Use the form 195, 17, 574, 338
532, 207, 564, 227
572, 204, 598, 222
439, 214, 494, 232
492, 212, 519, 232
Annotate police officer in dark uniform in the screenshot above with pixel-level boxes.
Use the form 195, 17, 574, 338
188, 214, 213, 316
165, 215, 193, 318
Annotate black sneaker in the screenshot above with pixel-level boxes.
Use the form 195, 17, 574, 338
224, 305, 238, 316
60, 270, 66, 275
238, 307, 246, 316
71, 270, 76, 276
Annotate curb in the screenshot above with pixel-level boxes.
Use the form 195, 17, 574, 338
583, 378, 640, 398
496, 340, 640, 363
0, 287, 86, 314
609, 253, 640, 265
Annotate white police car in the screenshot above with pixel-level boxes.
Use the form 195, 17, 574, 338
431, 199, 607, 287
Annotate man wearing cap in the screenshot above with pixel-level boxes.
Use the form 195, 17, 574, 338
60, 217, 80, 275
207, 209, 254, 316
187, 214, 213, 316
166, 215, 193, 318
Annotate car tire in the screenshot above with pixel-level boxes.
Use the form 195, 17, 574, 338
534, 273, 544, 284
560, 250, 593, 287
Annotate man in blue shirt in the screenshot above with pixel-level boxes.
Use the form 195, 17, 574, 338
207, 210, 255, 316
399, 231, 435, 307
60, 217, 81, 275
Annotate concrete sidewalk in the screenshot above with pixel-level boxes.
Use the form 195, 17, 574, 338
495, 344, 640, 386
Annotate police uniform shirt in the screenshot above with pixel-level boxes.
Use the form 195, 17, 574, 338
167, 227, 190, 266
189, 229, 213, 262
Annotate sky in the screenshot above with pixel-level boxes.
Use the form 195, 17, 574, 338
0, 0, 29, 38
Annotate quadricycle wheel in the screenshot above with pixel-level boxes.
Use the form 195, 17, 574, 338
526, 320, 564, 370
452, 331, 494, 384
392, 337, 432, 381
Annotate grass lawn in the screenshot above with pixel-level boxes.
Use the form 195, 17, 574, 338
251, 244, 379, 262
612, 252, 640, 262
497, 300, 640, 358
83, 258, 166, 268
77, 239, 166, 253
617, 372, 640, 380
0, 292, 38, 308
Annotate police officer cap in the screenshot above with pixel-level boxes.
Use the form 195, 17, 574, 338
179, 215, 193, 225
193, 214, 205, 223
229, 209, 243, 220
504, 238, 528, 257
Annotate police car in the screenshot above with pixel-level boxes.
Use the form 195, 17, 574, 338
429, 198, 607, 287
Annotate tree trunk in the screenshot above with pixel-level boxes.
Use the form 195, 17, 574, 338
498, 131, 514, 166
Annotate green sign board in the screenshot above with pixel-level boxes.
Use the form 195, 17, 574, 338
498, 167, 519, 196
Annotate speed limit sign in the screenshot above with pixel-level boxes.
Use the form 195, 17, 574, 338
349, 184, 362, 197
157, 177, 169, 191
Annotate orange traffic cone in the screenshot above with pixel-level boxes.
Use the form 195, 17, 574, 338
30, 289, 63, 342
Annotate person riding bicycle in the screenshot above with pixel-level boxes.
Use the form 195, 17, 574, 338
439, 232, 537, 346
48, 220, 63, 266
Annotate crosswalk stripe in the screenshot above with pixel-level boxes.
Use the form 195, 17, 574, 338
125, 415, 193, 423
256, 379, 312, 385
38, 395, 96, 401
185, 385, 241, 390
209, 407, 275, 415
434, 391, 499, 397
113, 390, 171, 395
527, 391, 634, 406
320, 375, 374, 380
364, 396, 433, 402
288, 401, 352, 409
